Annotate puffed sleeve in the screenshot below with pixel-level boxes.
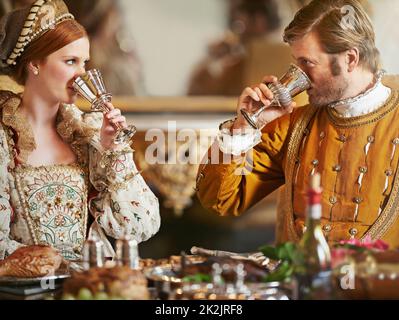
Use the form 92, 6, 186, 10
196, 109, 298, 217
85, 114, 160, 243
0, 125, 24, 260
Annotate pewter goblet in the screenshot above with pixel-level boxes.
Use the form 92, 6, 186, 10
73, 69, 136, 144
241, 64, 311, 129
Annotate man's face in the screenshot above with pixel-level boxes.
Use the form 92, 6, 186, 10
290, 31, 349, 107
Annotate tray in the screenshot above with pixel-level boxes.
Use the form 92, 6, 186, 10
0, 272, 70, 287
145, 265, 297, 300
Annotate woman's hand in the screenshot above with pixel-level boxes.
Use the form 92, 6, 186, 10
100, 102, 127, 150
232, 75, 296, 131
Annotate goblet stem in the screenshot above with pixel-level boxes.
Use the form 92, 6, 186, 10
253, 97, 279, 117
240, 97, 279, 129
96, 99, 137, 145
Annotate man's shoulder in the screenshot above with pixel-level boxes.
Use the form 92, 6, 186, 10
266, 104, 317, 131
291, 104, 318, 121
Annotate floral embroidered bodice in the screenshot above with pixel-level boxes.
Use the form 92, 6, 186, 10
12, 164, 88, 260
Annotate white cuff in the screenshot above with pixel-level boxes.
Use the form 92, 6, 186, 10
217, 119, 262, 156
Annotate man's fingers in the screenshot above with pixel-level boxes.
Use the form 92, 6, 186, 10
259, 83, 274, 100
254, 86, 271, 106
262, 75, 278, 84
243, 87, 260, 102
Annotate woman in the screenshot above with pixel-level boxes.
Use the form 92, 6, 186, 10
0, 0, 160, 260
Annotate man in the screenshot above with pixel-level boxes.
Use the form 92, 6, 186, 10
196, 0, 399, 248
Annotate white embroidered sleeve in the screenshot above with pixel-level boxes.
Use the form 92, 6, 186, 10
88, 138, 160, 243
217, 119, 262, 156
0, 129, 24, 260
0, 197, 24, 260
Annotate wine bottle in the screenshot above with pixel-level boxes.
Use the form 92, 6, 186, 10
295, 173, 333, 300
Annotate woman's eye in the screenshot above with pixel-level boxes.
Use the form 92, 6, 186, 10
66, 59, 76, 65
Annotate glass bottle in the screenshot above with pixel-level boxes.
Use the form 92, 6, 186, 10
295, 173, 333, 300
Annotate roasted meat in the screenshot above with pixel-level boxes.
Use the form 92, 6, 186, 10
0, 245, 63, 278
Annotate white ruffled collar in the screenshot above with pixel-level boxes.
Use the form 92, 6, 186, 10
328, 71, 391, 118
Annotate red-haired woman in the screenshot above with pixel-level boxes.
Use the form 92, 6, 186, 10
0, 0, 160, 260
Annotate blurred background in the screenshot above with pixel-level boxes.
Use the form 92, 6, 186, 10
1, 0, 398, 258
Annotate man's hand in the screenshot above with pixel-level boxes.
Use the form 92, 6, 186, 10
100, 102, 128, 150
232, 75, 296, 130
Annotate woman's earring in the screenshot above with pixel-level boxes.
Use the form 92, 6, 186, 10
33, 69, 39, 76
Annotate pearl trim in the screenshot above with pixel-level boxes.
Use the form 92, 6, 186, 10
6, 0, 74, 66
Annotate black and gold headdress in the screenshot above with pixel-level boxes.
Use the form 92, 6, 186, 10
0, 0, 74, 68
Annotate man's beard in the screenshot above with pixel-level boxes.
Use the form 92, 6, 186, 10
308, 56, 349, 107
308, 77, 348, 107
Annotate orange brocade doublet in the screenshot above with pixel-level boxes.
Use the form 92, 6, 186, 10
197, 88, 399, 248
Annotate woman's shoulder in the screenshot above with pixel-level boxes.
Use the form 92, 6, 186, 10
0, 90, 21, 109
57, 104, 103, 145
0, 90, 22, 128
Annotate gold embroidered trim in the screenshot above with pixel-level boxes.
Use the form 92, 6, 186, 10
0, 92, 36, 163
326, 90, 399, 128
13, 164, 89, 248
56, 105, 99, 166
99, 147, 133, 169
283, 104, 319, 242
364, 155, 399, 240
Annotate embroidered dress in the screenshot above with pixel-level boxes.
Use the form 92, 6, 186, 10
0, 91, 160, 260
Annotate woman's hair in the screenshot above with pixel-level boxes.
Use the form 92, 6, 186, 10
12, 19, 87, 85
283, 0, 379, 74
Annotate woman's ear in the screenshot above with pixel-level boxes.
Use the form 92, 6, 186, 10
28, 61, 40, 76
346, 47, 360, 72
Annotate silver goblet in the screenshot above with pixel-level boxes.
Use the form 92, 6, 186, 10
73, 69, 136, 145
241, 64, 311, 129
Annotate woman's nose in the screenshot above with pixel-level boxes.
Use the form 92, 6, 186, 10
76, 66, 86, 77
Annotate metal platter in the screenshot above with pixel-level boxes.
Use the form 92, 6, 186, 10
145, 265, 297, 300
0, 272, 70, 287
0, 264, 71, 287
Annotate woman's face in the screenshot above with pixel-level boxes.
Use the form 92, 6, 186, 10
36, 37, 90, 104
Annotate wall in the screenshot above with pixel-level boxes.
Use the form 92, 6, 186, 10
119, 0, 399, 97
119, 0, 228, 96
372, 0, 399, 74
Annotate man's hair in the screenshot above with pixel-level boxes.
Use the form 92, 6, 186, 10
283, 0, 379, 74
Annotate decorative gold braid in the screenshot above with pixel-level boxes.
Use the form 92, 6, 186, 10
363, 154, 399, 240
326, 90, 399, 128
282, 104, 319, 242
14, 169, 38, 245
